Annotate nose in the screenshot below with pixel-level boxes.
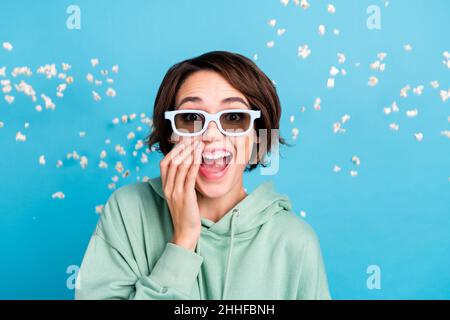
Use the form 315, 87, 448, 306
202, 120, 223, 142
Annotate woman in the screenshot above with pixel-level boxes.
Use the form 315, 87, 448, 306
75, 51, 331, 300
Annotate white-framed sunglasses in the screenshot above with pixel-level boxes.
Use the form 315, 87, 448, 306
164, 109, 261, 137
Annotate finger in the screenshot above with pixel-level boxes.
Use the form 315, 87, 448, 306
165, 140, 199, 197
173, 140, 201, 195
160, 142, 186, 187
185, 141, 204, 191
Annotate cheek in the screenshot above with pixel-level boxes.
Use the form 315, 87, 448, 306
228, 133, 255, 167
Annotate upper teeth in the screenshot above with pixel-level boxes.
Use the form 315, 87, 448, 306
202, 150, 231, 160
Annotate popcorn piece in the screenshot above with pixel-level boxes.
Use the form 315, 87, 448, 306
41, 94, 55, 110
299, 210, 307, 218
327, 77, 335, 89
266, 41, 275, 48
115, 161, 124, 174
377, 52, 387, 61
52, 192, 65, 199
298, 44, 311, 59
2, 42, 13, 51
140, 152, 148, 164
333, 165, 341, 173
111, 64, 119, 73
413, 85, 424, 96
351, 155, 361, 166
0, 67, 6, 77
313, 97, 321, 111
35, 105, 42, 112
300, 0, 310, 9
440, 89, 450, 102
5, 95, 15, 104
318, 25, 326, 36
333, 29, 340, 36
99, 160, 108, 169
79, 131, 86, 138
289, 115, 295, 123
368, 76, 378, 87
350, 170, 358, 177
92, 90, 101, 101
100, 150, 107, 159
86, 73, 94, 83
404, 44, 413, 52
414, 132, 423, 142
440, 130, 450, 139
39, 155, 46, 166
341, 114, 351, 123
12, 66, 32, 77
430, 81, 439, 89
280, 0, 289, 6
121, 114, 128, 123
406, 109, 418, 118
127, 131, 135, 140
106, 87, 116, 97
0, 121, 3, 128
56, 160, 63, 168
268, 19, 277, 27
91, 58, 99, 67
277, 28, 286, 36
337, 53, 346, 64
95, 205, 104, 214
291, 127, 299, 139
389, 123, 399, 131
330, 66, 339, 76
80, 156, 88, 169
327, 4, 336, 14
400, 85, 411, 98
15, 131, 26, 142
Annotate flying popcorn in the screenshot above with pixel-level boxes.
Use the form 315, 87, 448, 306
430, 81, 439, 89
330, 66, 339, 76
280, 0, 289, 6
39, 155, 46, 166
0, 66, 5, 76
333, 165, 341, 173
106, 87, 116, 97
413, 85, 424, 95
318, 25, 326, 36
440, 89, 450, 102
268, 19, 277, 27
79, 131, 86, 138
333, 29, 340, 36
92, 90, 101, 101
327, 78, 335, 89
80, 156, 88, 169
368, 76, 379, 87
414, 132, 424, 142
0, 121, 4, 128
300, 0, 310, 9
406, 109, 419, 118
351, 155, 361, 166
298, 44, 311, 59
299, 210, 307, 218
440, 131, 450, 139
127, 131, 135, 140
266, 41, 275, 48
389, 123, 400, 131
337, 53, 346, 64
12, 66, 32, 77
291, 127, 299, 139
327, 4, 336, 14
341, 114, 351, 123
37, 64, 57, 79
15, 131, 26, 142
91, 58, 99, 67
52, 192, 65, 200
400, 85, 411, 98
277, 28, 286, 36
100, 150, 107, 159
350, 170, 358, 177
313, 97, 321, 111
95, 205, 104, 214
404, 44, 413, 52
56, 160, 63, 168
86, 73, 94, 83
289, 115, 295, 123
2, 42, 13, 51
5, 95, 15, 104
99, 160, 108, 169
377, 52, 387, 61
41, 94, 55, 110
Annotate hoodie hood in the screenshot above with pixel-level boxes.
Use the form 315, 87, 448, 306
148, 176, 292, 299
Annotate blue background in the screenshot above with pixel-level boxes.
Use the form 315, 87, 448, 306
0, 0, 449, 299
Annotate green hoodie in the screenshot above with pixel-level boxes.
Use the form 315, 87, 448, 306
75, 176, 331, 300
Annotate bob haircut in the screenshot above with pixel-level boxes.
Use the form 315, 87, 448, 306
146, 50, 287, 171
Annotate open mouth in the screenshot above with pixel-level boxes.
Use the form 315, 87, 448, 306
199, 149, 233, 178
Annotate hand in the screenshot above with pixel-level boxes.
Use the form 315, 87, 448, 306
160, 138, 204, 251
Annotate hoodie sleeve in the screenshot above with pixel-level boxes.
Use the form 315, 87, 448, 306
75, 191, 204, 300
296, 226, 331, 300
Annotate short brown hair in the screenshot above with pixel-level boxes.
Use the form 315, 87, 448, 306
146, 50, 288, 171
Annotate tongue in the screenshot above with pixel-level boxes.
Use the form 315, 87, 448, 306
201, 157, 227, 173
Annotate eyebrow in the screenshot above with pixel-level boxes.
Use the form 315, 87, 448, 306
177, 96, 250, 108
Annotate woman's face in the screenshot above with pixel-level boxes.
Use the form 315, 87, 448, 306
173, 70, 256, 199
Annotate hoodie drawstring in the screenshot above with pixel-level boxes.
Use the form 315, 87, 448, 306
196, 208, 240, 300
222, 208, 240, 300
